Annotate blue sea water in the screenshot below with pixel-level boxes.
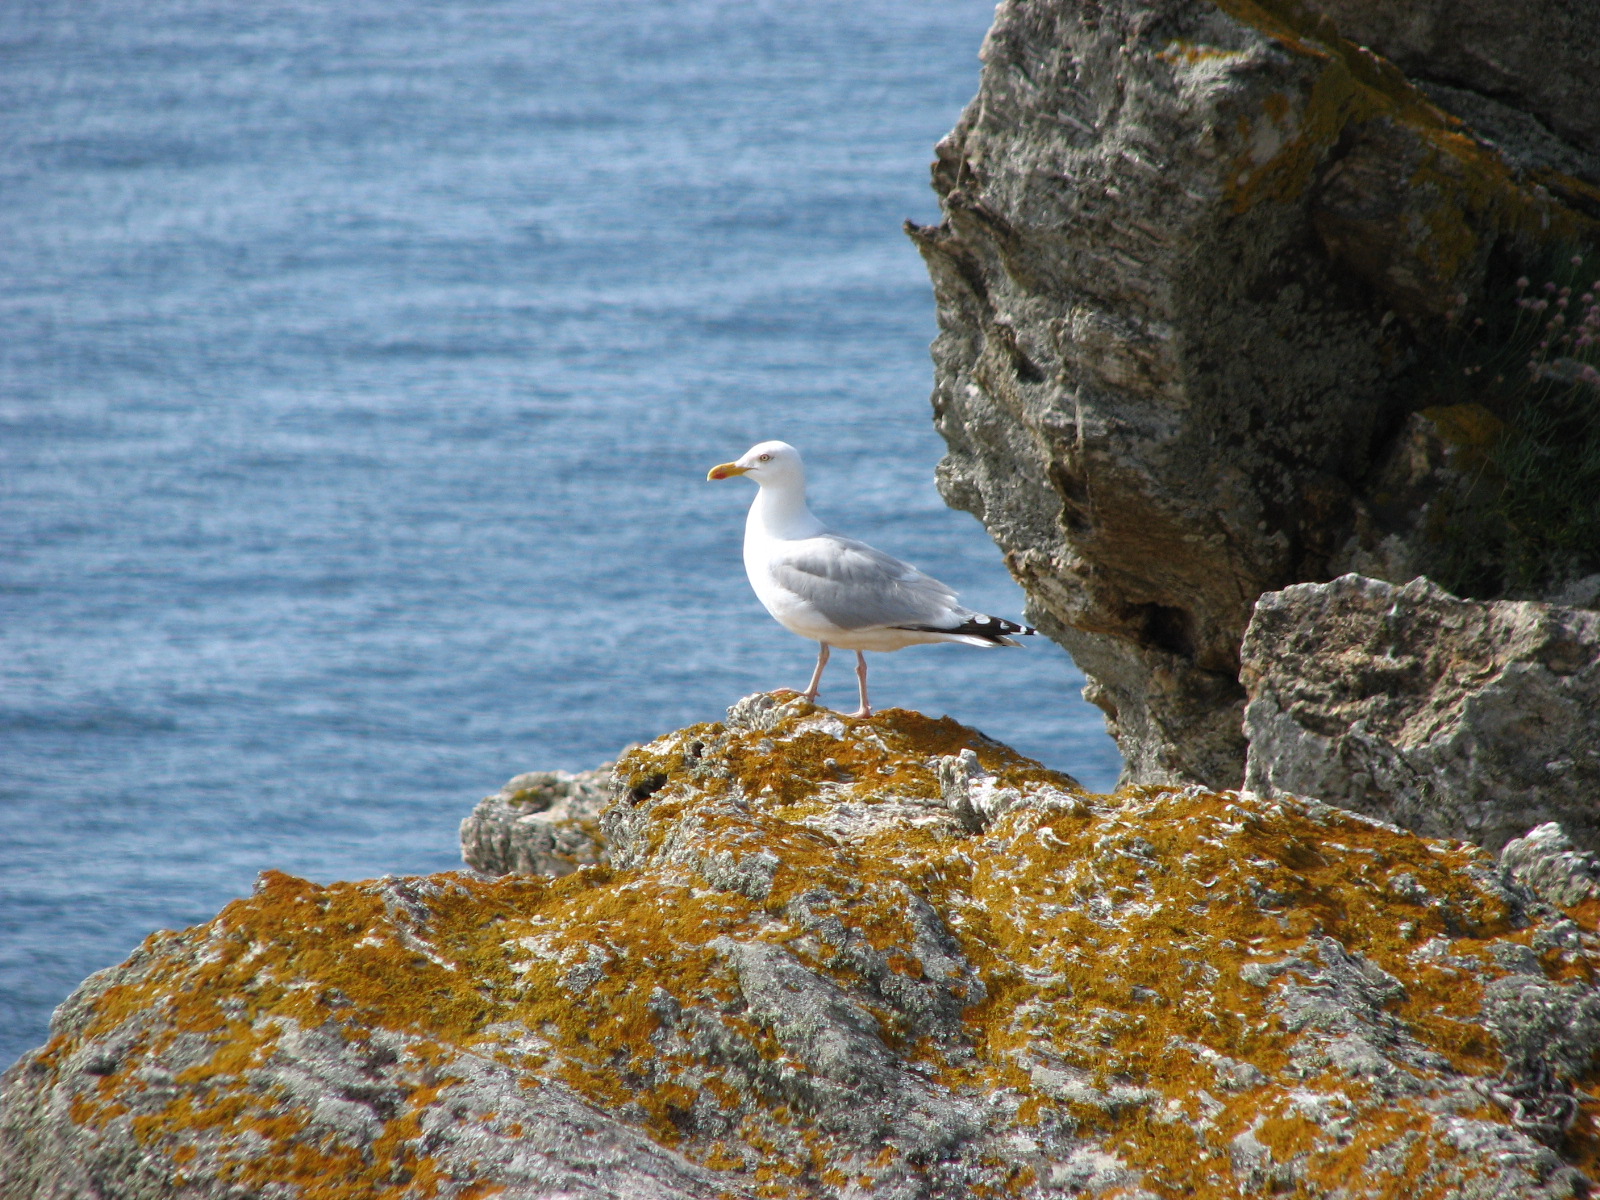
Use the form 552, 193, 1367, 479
0, 0, 1122, 1069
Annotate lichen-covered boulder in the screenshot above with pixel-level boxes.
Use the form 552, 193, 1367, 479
7, 696, 1600, 1197
459, 765, 612, 877
908, 0, 1599, 791
1241, 573, 1600, 852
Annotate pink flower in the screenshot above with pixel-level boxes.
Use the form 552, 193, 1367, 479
1516, 276, 1531, 289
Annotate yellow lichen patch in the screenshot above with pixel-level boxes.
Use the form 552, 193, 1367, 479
46, 869, 563, 1198
1157, 40, 1247, 68
617, 704, 1073, 818
493, 873, 766, 1128
1204, 3, 1405, 209
1273, 1104, 1455, 1198
1421, 402, 1506, 453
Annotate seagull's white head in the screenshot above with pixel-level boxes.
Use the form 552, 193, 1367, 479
706, 440, 805, 488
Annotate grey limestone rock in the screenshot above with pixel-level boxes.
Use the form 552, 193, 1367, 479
709, 935, 986, 1158
459, 765, 611, 876
1502, 823, 1600, 909
909, 0, 1598, 790
1240, 573, 1600, 851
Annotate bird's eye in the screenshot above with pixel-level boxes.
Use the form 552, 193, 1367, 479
758, 453, 772, 462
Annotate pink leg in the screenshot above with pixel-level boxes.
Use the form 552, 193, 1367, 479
801, 643, 831, 703
850, 650, 871, 718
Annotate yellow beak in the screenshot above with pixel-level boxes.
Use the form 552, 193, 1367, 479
707, 462, 751, 480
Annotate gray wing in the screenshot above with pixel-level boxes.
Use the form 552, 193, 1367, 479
768, 533, 963, 630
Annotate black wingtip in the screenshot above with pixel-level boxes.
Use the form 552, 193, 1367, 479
895, 614, 1036, 644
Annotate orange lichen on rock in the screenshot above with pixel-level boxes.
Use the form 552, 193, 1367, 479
4, 693, 1600, 1199
1186, 0, 1598, 321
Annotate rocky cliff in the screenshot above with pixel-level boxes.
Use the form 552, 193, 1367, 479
908, 0, 1600, 792
7, 695, 1600, 1198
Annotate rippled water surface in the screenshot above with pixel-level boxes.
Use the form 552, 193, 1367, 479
0, 0, 1122, 1067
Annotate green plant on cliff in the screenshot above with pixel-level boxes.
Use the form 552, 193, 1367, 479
1422, 246, 1600, 599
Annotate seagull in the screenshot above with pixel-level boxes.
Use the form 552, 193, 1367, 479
707, 440, 1035, 717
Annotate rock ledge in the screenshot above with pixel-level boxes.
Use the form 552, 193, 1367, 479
5, 697, 1600, 1198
